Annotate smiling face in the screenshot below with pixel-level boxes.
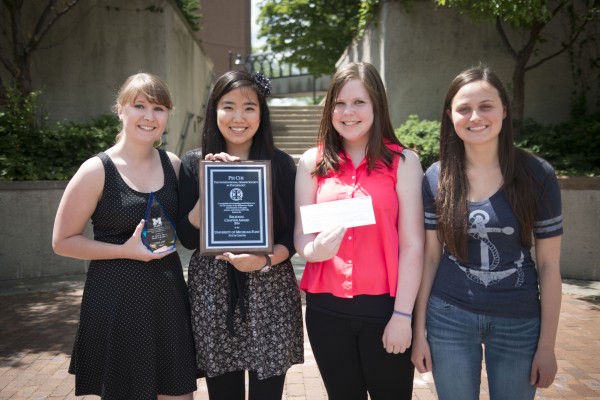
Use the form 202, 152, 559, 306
448, 80, 506, 148
332, 79, 374, 147
216, 87, 260, 156
118, 94, 168, 144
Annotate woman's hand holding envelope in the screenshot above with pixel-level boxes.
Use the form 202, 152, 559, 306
305, 225, 347, 262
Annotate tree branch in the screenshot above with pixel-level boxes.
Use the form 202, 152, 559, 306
495, 17, 518, 60
28, 0, 82, 54
0, 72, 6, 98
8, 0, 25, 77
0, 47, 18, 76
525, 4, 592, 71
550, 0, 568, 19
0, 1, 11, 38
29, 0, 59, 53
496, 1, 569, 65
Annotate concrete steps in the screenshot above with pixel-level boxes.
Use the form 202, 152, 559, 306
270, 105, 323, 163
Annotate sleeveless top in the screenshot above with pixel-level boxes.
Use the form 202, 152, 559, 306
68, 149, 198, 398
300, 143, 404, 297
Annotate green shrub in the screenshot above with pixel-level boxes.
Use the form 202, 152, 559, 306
395, 115, 441, 171
0, 88, 47, 180
394, 113, 600, 176
175, 0, 201, 31
1, 116, 120, 180
37, 116, 120, 180
0, 88, 119, 180
516, 113, 600, 176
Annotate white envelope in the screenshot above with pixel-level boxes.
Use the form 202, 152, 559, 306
300, 196, 376, 234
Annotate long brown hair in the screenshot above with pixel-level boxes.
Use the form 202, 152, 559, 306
437, 65, 537, 261
114, 72, 173, 144
314, 62, 403, 177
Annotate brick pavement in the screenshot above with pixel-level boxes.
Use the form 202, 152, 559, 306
0, 283, 598, 399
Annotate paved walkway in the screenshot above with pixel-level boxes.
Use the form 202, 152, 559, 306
0, 253, 599, 399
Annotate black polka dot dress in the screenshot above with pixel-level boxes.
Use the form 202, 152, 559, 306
68, 150, 198, 399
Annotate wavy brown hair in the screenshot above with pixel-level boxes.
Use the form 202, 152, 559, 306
313, 62, 403, 177
437, 65, 537, 261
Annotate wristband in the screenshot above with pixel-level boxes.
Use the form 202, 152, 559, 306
393, 310, 412, 319
259, 255, 272, 273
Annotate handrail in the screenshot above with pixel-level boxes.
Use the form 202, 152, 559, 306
230, 51, 310, 78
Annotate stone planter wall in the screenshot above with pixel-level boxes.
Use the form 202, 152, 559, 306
0, 178, 598, 281
0, 181, 91, 280
557, 177, 600, 280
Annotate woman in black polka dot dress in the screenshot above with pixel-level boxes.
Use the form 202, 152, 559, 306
53, 73, 197, 399
177, 71, 304, 400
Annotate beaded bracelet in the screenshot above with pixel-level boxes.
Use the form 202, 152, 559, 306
393, 310, 413, 319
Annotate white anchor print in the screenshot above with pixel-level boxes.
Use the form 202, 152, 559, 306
450, 209, 524, 287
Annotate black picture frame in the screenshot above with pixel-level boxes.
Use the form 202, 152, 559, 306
199, 160, 273, 255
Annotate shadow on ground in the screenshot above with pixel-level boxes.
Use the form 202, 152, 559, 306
578, 294, 600, 307
563, 278, 600, 308
0, 289, 80, 368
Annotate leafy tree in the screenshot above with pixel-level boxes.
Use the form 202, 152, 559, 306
257, 0, 597, 133
0, 0, 83, 104
0, 0, 201, 106
436, 0, 599, 134
174, 0, 201, 31
256, 0, 368, 76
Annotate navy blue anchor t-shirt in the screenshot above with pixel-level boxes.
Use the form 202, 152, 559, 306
423, 155, 563, 318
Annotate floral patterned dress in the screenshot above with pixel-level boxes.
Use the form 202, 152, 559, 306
188, 255, 304, 379
178, 147, 304, 380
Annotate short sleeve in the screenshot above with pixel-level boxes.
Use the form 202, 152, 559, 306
532, 157, 563, 239
423, 162, 439, 230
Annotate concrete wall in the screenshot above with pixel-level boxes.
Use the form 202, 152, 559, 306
338, 0, 598, 129
0, 182, 90, 280
8, 0, 213, 156
195, 0, 251, 77
557, 178, 600, 281
0, 178, 598, 281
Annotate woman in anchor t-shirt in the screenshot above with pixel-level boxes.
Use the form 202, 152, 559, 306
412, 64, 563, 400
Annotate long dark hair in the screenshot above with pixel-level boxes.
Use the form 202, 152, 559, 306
314, 62, 403, 177
202, 70, 274, 159
437, 64, 537, 260
201, 70, 289, 225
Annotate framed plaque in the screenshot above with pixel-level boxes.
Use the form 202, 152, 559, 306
199, 161, 273, 255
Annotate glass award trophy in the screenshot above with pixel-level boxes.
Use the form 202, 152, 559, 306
141, 192, 177, 253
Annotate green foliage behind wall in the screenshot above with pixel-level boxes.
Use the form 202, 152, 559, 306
516, 113, 600, 177
395, 115, 441, 171
0, 89, 120, 180
395, 114, 600, 176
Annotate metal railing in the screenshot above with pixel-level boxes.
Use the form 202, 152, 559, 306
228, 51, 310, 78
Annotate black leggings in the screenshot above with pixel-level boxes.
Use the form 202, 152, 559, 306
306, 306, 414, 400
205, 370, 286, 400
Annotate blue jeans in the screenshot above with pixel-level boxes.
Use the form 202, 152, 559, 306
426, 295, 540, 400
